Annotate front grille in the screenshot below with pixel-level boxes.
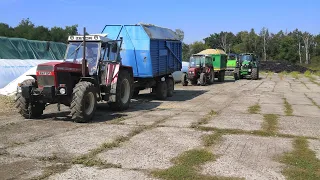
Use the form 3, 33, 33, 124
37, 76, 55, 86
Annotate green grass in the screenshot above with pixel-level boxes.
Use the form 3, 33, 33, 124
152, 149, 243, 180
262, 114, 278, 134
279, 137, 320, 180
191, 110, 217, 128
290, 71, 300, 79
202, 132, 223, 147
278, 71, 288, 80
248, 104, 261, 114
283, 98, 293, 116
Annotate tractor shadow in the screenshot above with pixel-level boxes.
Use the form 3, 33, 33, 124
38, 89, 207, 123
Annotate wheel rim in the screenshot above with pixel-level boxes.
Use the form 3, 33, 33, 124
84, 92, 95, 115
120, 79, 130, 104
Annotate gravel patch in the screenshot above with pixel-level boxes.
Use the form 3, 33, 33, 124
97, 127, 209, 170
201, 134, 293, 180
278, 116, 320, 138
48, 165, 158, 180
203, 114, 263, 131
8, 124, 136, 159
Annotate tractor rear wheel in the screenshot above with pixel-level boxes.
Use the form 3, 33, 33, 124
71, 81, 97, 123
199, 73, 207, 86
108, 70, 132, 111
15, 79, 45, 119
181, 73, 188, 86
251, 68, 259, 80
218, 71, 225, 82
166, 77, 174, 97
234, 68, 240, 80
156, 81, 167, 100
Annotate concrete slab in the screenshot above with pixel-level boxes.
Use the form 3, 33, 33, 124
308, 140, 320, 160
292, 104, 320, 117
284, 93, 313, 105
201, 134, 293, 180
278, 116, 320, 138
218, 103, 249, 116
8, 124, 136, 159
203, 114, 263, 131
97, 127, 209, 170
159, 111, 207, 127
260, 103, 286, 116
48, 165, 158, 180
259, 94, 283, 104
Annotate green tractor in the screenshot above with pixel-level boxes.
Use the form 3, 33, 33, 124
197, 49, 227, 82
226, 53, 238, 76
234, 53, 259, 80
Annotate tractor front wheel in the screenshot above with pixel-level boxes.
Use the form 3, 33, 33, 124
108, 70, 133, 111
251, 68, 259, 80
181, 73, 188, 86
199, 73, 207, 86
15, 79, 45, 119
71, 81, 97, 123
234, 68, 240, 80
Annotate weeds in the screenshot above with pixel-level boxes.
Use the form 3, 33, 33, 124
305, 94, 320, 109
262, 114, 278, 134
283, 98, 293, 116
248, 104, 261, 114
290, 71, 300, 79
279, 137, 320, 180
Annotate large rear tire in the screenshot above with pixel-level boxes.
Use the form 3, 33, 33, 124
108, 70, 133, 111
252, 68, 259, 80
71, 81, 97, 123
199, 73, 207, 86
15, 79, 45, 119
166, 77, 174, 97
208, 70, 215, 84
156, 81, 167, 100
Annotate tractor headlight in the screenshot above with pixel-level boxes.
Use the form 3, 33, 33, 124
59, 88, 66, 95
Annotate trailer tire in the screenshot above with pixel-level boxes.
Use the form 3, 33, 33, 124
71, 81, 97, 123
108, 70, 132, 111
252, 68, 259, 80
199, 73, 207, 86
166, 77, 174, 97
234, 68, 240, 80
156, 81, 167, 100
218, 71, 225, 82
181, 73, 188, 86
15, 79, 44, 119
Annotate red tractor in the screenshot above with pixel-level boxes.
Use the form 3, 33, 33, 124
15, 28, 133, 123
181, 54, 214, 86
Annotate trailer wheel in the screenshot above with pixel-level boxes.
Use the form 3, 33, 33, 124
71, 81, 97, 123
181, 73, 188, 86
166, 77, 174, 97
251, 68, 259, 80
234, 68, 240, 80
109, 70, 132, 111
15, 79, 44, 119
199, 73, 207, 86
218, 71, 225, 82
156, 81, 167, 100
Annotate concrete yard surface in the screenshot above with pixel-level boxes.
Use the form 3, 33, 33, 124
0, 73, 320, 179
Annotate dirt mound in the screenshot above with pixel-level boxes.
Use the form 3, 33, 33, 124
259, 61, 313, 73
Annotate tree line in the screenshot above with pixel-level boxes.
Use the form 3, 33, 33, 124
1, 19, 319, 65
0, 18, 78, 43
177, 28, 320, 65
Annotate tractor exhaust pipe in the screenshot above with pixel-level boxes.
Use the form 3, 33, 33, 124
82, 27, 87, 77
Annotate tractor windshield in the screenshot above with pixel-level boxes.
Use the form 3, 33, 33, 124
189, 56, 205, 68
64, 42, 100, 75
240, 55, 253, 62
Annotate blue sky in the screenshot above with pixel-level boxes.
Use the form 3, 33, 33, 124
0, 0, 319, 43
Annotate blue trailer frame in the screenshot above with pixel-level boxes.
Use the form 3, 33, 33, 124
101, 24, 182, 99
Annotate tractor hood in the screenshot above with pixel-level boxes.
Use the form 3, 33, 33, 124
37, 61, 83, 73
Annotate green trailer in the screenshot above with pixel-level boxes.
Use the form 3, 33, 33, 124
226, 53, 238, 75
197, 49, 227, 82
